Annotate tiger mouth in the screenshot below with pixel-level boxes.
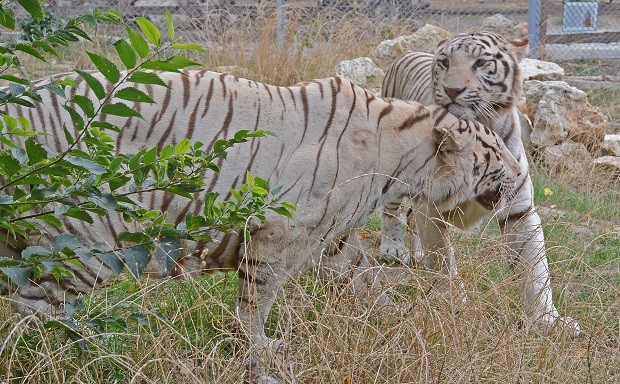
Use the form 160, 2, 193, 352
475, 188, 502, 210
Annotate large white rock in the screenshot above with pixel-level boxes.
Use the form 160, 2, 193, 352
521, 58, 565, 81
524, 80, 607, 150
476, 13, 527, 41
335, 57, 385, 96
600, 134, 620, 157
372, 24, 452, 68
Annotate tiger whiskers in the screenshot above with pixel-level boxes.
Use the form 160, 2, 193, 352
472, 100, 500, 121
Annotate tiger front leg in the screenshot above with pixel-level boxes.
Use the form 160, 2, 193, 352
499, 181, 581, 338
236, 222, 294, 383
415, 205, 467, 308
379, 199, 412, 265
379, 199, 426, 266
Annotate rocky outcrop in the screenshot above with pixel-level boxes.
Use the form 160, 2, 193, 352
523, 80, 607, 150
335, 57, 384, 96
371, 24, 451, 68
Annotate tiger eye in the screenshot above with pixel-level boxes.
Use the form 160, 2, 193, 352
440, 58, 449, 68
473, 58, 486, 68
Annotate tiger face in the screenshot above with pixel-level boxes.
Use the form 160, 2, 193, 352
431, 32, 528, 123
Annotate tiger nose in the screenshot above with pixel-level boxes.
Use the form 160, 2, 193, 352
444, 86, 465, 101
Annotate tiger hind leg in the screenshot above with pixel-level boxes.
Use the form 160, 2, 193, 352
11, 256, 115, 318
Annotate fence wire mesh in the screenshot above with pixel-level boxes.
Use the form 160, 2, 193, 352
21, 1, 620, 77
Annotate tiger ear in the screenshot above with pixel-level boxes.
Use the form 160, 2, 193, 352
435, 38, 449, 50
508, 38, 529, 62
433, 126, 464, 153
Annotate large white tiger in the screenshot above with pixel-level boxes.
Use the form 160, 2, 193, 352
379, 31, 581, 337
2, 70, 520, 382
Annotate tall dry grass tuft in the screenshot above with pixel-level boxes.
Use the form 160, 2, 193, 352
186, 4, 409, 84
1, 6, 620, 384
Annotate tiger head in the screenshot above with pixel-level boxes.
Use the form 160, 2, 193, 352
425, 108, 521, 212
431, 31, 528, 124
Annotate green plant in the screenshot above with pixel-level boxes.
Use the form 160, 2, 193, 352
0, 1, 294, 328
18, 9, 65, 42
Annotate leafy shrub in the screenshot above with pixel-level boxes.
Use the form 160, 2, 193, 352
0, 1, 294, 331
19, 9, 65, 42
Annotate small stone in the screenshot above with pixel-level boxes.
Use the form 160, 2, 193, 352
476, 13, 526, 41
593, 156, 620, 174
600, 134, 620, 156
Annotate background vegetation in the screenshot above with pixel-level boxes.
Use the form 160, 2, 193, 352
1, 3, 619, 383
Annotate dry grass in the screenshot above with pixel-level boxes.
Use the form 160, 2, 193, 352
1, 6, 620, 384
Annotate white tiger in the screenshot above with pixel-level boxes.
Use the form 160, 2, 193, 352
2, 70, 520, 382
379, 31, 581, 337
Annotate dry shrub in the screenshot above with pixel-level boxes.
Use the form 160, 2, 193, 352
181, 4, 410, 84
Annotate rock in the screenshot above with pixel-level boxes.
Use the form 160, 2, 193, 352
335, 57, 385, 96
476, 13, 527, 41
521, 58, 565, 81
372, 24, 452, 68
524, 80, 607, 150
593, 156, 620, 174
543, 142, 592, 169
600, 134, 620, 156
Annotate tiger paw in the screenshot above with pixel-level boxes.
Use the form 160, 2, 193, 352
529, 314, 581, 338
378, 238, 410, 265
246, 339, 290, 384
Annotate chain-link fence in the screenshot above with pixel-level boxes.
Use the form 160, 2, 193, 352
30, 1, 620, 76
532, 1, 620, 71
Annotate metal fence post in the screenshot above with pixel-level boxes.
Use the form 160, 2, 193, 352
276, 0, 287, 43
528, 0, 542, 58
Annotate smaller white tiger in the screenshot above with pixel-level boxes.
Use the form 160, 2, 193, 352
379, 31, 581, 338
